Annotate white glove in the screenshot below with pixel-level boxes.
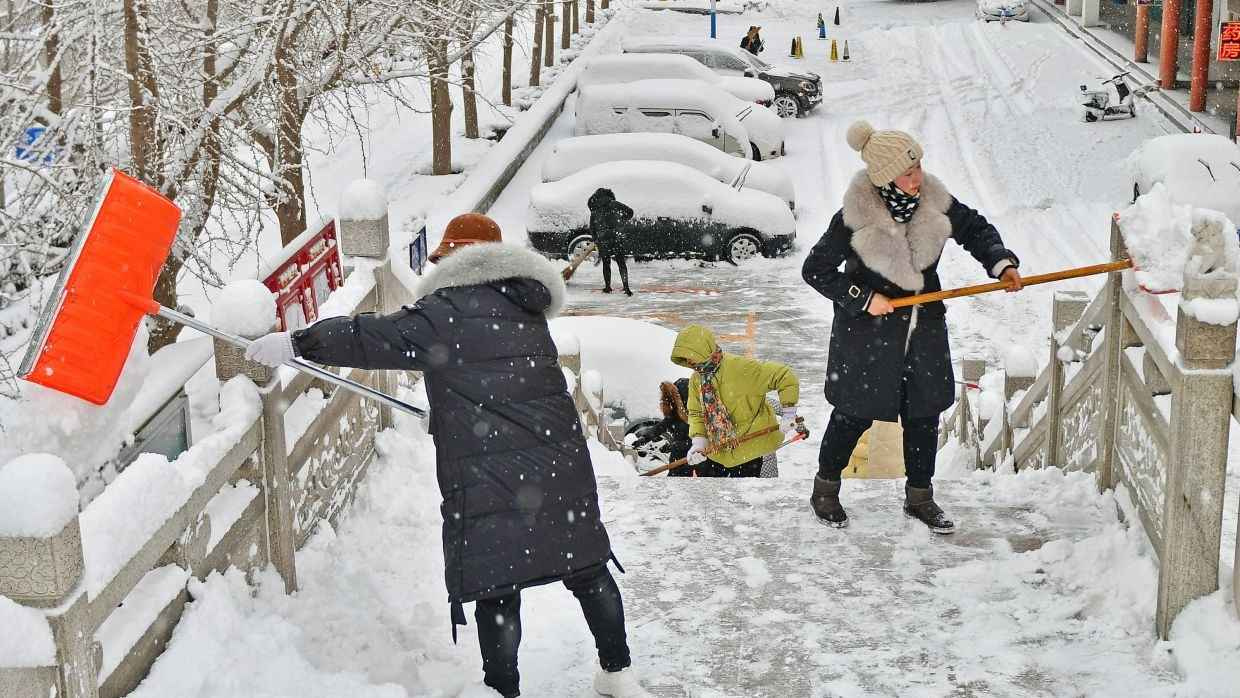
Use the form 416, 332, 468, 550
244, 332, 295, 367
686, 436, 708, 465
779, 406, 797, 432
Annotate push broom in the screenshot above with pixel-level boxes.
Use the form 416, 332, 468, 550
889, 259, 1134, 308
19, 169, 426, 417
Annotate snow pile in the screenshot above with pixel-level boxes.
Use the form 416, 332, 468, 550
1002, 344, 1038, 378
0, 324, 151, 501
1117, 182, 1240, 294
0, 594, 55, 668
577, 54, 772, 103
550, 327, 581, 356
549, 316, 690, 418
80, 376, 261, 597
211, 280, 276, 338
1126, 133, 1240, 225
573, 80, 751, 159
0, 453, 78, 537
339, 179, 388, 221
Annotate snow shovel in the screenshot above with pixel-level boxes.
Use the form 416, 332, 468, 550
889, 259, 1133, 309
18, 169, 427, 417
640, 420, 809, 477
561, 242, 598, 281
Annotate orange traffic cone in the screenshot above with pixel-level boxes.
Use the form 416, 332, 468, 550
830, 38, 838, 62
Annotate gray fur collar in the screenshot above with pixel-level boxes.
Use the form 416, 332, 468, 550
417, 242, 567, 317
842, 171, 954, 292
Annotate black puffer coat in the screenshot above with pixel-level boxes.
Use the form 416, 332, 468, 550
802, 172, 1018, 422
291, 242, 612, 637
587, 188, 633, 257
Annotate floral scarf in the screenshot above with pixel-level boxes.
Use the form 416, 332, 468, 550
696, 350, 739, 452
878, 182, 921, 223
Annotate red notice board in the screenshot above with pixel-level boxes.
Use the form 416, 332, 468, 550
262, 220, 344, 332
1221, 22, 1240, 61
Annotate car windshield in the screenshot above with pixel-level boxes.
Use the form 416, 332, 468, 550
747, 54, 772, 70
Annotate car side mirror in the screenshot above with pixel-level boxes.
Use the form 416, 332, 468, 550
711, 125, 721, 138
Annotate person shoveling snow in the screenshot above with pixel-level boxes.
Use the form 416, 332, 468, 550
245, 213, 653, 698
801, 120, 1024, 534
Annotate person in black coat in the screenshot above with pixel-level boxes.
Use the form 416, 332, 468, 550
740, 26, 765, 55
801, 121, 1023, 534
588, 187, 634, 296
244, 213, 651, 698
631, 378, 693, 475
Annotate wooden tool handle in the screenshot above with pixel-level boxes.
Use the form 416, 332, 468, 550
889, 259, 1132, 309
640, 424, 780, 477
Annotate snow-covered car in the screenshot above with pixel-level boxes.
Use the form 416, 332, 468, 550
622, 39, 822, 118
576, 79, 785, 161
527, 160, 796, 262
541, 133, 796, 211
577, 54, 775, 106
977, 0, 1030, 21
1127, 133, 1240, 224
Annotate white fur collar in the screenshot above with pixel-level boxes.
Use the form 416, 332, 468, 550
417, 242, 567, 317
842, 171, 954, 292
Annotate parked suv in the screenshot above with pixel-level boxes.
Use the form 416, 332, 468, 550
623, 39, 822, 119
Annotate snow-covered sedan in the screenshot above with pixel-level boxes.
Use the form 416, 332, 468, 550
576, 79, 785, 161
577, 54, 775, 106
1127, 133, 1240, 224
977, 0, 1030, 21
527, 160, 796, 263
541, 133, 796, 211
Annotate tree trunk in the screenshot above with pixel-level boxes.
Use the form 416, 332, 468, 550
148, 256, 184, 352
587, 0, 595, 23
544, 3, 555, 67
122, 0, 161, 186
461, 32, 479, 137
572, 0, 580, 35
502, 15, 513, 105
561, 1, 571, 50
601, 0, 609, 9
530, 4, 544, 86
429, 37, 454, 175
273, 37, 308, 245
41, 0, 61, 115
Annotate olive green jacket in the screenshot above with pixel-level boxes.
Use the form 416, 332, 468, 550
670, 325, 799, 468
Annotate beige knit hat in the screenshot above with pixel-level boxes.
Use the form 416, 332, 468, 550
846, 120, 923, 187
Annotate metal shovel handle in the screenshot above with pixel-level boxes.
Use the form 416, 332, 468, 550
156, 306, 427, 418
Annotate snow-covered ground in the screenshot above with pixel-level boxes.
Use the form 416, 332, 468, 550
12, 0, 1240, 695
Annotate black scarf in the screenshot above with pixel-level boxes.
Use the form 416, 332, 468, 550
877, 183, 920, 223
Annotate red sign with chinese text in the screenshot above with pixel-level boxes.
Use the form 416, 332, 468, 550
262, 220, 344, 332
1220, 22, 1240, 61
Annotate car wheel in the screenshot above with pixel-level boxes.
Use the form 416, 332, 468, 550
727, 232, 763, 263
772, 93, 799, 119
750, 142, 762, 161
567, 234, 597, 261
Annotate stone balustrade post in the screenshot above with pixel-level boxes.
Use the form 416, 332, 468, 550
339, 179, 399, 431
213, 321, 297, 593
961, 358, 986, 469
0, 456, 99, 698
1156, 268, 1238, 638
1046, 291, 1089, 468
1098, 219, 1129, 491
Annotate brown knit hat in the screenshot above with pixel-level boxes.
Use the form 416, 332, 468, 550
430, 212, 503, 262
846, 120, 923, 187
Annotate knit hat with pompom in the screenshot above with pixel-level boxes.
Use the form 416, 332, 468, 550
846, 120, 923, 187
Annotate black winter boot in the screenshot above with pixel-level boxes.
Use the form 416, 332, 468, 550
904, 485, 954, 534
810, 476, 848, 528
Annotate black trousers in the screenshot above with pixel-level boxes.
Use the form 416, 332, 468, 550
682, 455, 763, 478
474, 563, 631, 697
601, 254, 630, 292
816, 371, 940, 488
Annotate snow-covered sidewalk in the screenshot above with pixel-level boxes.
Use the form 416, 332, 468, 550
127, 411, 1240, 697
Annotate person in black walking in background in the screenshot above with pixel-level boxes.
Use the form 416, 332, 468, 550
588, 187, 634, 296
740, 26, 765, 55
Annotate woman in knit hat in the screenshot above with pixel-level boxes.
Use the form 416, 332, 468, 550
801, 121, 1023, 533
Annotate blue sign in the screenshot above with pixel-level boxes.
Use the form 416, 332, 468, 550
14, 126, 55, 165
408, 226, 429, 275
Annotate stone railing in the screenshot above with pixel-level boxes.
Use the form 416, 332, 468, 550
941, 217, 1239, 639
0, 190, 412, 698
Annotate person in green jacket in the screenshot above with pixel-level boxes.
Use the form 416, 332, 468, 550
669, 325, 800, 477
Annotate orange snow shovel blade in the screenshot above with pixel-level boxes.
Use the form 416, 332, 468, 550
19, 169, 181, 405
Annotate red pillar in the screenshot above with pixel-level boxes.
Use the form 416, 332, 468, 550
1135, 5, 1151, 62
1189, 0, 1213, 111
1159, 0, 1183, 89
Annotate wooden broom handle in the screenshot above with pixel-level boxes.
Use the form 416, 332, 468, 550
889, 259, 1133, 309
640, 424, 781, 477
